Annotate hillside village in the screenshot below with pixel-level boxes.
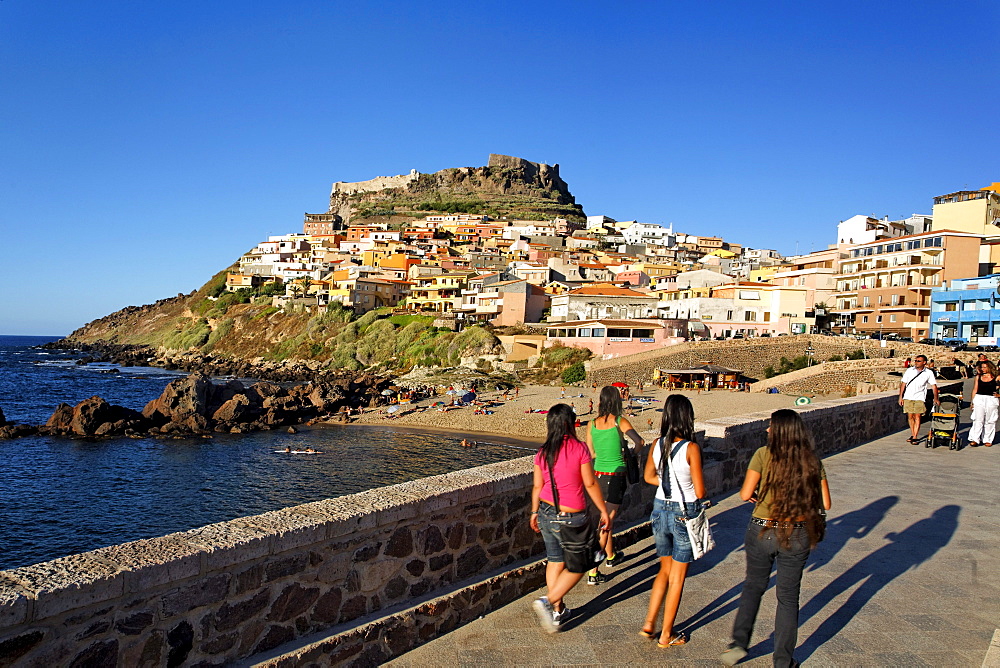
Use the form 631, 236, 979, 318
224, 158, 1000, 361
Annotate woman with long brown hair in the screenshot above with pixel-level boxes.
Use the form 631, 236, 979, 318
721, 409, 832, 667
968, 359, 998, 447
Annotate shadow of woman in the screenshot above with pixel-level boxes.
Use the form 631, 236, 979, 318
676, 496, 901, 636
794, 504, 961, 661
807, 495, 899, 573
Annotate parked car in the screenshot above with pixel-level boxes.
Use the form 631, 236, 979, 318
944, 338, 967, 352
731, 333, 745, 340
918, 338, 945, 346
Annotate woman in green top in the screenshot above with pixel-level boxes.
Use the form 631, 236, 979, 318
584, 385, 644, 585
721, 409, 832, 667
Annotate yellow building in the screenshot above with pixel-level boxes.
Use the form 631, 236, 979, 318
931, 187, 1000, 236
748, 264, 789, 283
406, 272, 476, 312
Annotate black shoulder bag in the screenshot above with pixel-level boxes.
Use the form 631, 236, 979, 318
546, 449, 603, 574
616, 416, 642, 485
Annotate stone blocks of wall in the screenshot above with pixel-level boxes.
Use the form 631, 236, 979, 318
587, 335, 946, 388
0, 461, 546, 667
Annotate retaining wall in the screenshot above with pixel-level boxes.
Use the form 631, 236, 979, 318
0, 389, 929, 667
586, 335, 947, 386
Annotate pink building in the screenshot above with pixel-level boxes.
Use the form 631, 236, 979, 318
545, 319, 687, 359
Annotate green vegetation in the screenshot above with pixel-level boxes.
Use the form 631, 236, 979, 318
524, 343, 592, 382
415, 197, 485, 214
202, 318, 234, 352
162, 317, 211, 350
561, 361, 587, 384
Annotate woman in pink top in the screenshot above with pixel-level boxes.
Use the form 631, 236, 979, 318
529, 404, 610, 633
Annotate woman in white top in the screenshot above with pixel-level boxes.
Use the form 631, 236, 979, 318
640, 394, 706, 648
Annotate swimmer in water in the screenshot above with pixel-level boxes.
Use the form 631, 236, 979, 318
284, 446, 292, 453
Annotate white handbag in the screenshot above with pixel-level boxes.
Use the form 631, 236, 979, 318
669, 441, 715, 560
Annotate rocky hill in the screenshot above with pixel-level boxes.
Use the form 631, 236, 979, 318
56, 154, 586, 374
328, 154, 586, 225
60, 270, 505, 378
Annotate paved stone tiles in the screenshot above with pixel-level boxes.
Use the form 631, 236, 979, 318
389, 399, 1000, 667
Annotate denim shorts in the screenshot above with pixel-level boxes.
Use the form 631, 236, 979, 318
536, 502, 589, 564
651, 498, 701, 562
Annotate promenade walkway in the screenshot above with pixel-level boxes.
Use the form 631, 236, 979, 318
389, 410, 1000, 666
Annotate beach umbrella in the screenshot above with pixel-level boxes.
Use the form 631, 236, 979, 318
611, 382, 629, 388
386, 405, 400, 413
381, 389, 395, 396
462, 392, 476, 403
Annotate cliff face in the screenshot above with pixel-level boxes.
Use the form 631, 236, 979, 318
329, 154, 586, 224
63, 272, 504, 373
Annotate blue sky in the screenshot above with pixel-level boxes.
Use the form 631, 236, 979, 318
2, 1, 997, 335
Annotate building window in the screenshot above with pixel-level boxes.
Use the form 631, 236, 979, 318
727, 310, 733, 320
862, 316, 869, 323
945, 303, 957, 311
890, 314, 897, 322
745, 311, 756, 321
592, 328, 605, 337
863, 296, 870, 307
876, 315, 882, 323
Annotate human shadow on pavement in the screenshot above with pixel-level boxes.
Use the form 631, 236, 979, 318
807, 495, 899, 572
794, 504, 961, 662
676, 496, 901, 644
560, 499, 753, 633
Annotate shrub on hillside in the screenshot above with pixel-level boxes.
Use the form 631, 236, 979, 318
561, 361, 587, 384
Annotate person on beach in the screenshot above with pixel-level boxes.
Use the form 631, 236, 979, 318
529, 404, 611, 633
968, 360, 999, 447
721, 409, 832, 667
898, 355, 939, 443
640, 394, 705, 648
584, 386, 644, 585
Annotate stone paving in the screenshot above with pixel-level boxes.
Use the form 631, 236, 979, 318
388, 396, 1000, 667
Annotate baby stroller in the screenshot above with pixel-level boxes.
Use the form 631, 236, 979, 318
928, 394, 961, 450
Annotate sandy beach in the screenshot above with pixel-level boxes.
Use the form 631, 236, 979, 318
338, 383, 797, 444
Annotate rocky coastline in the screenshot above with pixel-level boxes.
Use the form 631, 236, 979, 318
0, 371, 392, 440
41, 339, 359, 383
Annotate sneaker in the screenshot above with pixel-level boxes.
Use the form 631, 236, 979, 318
605, 551, 624, 567
587, 571, 607, 586
720, 644, 748, 666
552, 605, 571, 628
532, 597, 558, 633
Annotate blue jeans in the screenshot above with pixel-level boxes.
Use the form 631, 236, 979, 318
650, 498, 700, 562
731, 523, 811, 667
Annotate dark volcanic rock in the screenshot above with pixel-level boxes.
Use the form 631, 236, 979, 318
44, 396, 147, 437
142, 374, 214, 426
0, 424, 38, 439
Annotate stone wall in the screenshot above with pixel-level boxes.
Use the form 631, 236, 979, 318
586, 335, 948, 387
750, 358, 902, 395
330, 170, 420, 196
0, 458, 655, 667
0, 390, 929, 667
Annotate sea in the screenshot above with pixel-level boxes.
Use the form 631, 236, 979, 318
0, 335, 529, 570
